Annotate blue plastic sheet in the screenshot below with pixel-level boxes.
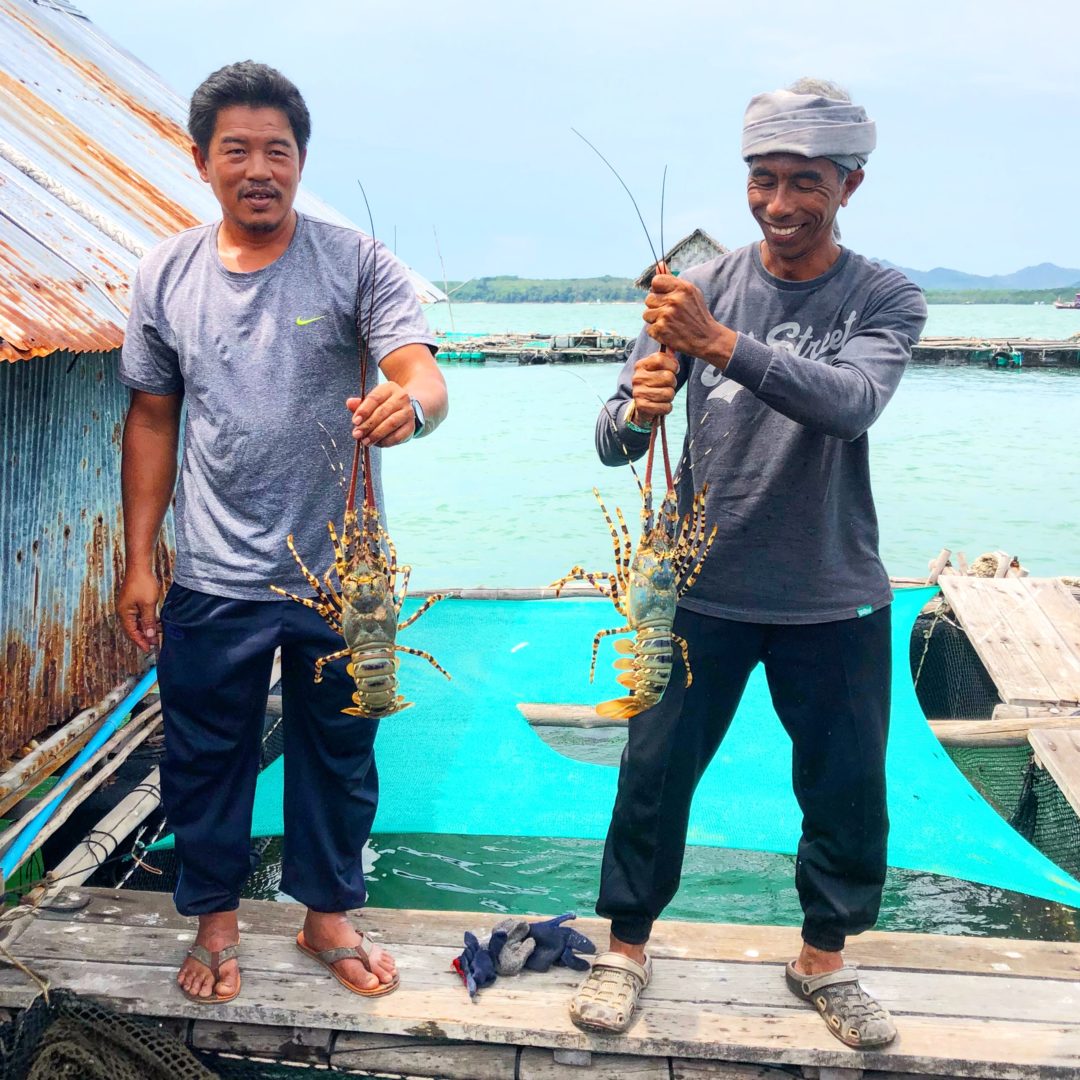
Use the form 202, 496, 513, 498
161, 588, 1080, 909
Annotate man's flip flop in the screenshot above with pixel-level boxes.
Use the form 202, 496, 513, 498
785, 962, 896, 1049
569, 951, 652, 1033
180, 943, 241, 1004
296, 930, 400, 997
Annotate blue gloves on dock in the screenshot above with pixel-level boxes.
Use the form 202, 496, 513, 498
523, 912, 595, 972
451, 912, 596, 999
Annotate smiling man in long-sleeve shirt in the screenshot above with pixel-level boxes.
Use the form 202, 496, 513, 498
570, 78, 927, 1047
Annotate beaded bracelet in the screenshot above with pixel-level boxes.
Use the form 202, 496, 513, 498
624, 401, 653, 435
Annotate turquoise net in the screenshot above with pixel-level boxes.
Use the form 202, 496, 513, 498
155, 587, 1080, 909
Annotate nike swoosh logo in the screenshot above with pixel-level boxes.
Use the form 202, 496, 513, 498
295, 315, 328, 326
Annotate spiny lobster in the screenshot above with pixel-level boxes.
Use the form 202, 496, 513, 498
271, 205, 450, 717
553, 414, 716, 719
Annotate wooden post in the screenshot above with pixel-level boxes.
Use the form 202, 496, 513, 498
927, 548, 951, 584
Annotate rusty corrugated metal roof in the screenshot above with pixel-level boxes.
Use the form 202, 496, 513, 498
0, 0, 444, 362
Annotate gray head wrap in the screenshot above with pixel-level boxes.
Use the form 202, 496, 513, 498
741, 88, 876, 171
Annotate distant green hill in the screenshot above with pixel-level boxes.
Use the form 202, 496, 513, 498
442, 276, 638, 302
433, 275, 1080, 305
923, 284, 1080, 305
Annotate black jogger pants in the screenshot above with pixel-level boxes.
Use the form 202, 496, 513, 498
596, 604, 891, 952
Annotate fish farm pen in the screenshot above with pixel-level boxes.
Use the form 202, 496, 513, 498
435, 333, 1080, 367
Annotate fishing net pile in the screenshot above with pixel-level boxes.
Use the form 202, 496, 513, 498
0, 988, 376, 1079
0, 989, 213, 1080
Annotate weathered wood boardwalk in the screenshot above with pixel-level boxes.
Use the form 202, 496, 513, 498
939, 576, 1080, 707
1, 887, 1078, 1078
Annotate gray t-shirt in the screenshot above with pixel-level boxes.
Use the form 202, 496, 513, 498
597, 243, 928, 624
120, 212, 436, 601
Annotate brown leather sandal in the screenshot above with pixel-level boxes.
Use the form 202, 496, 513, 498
179, 943, 241, 1004
296, 930, 400, 997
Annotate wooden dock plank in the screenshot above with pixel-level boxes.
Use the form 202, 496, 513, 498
1024, 579, 1080, 662
1, 956, 1080, 1078
1029, 728, 1080, 820
56, 889, 1080, 980
930, 714, 1080, 747
939, 577, 1080, 705
521, 701, 1080, 748
10, 917, 1080, 1024
1, 891, 1079, 1078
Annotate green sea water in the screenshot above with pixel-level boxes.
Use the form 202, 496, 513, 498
262, 304, 1080, 940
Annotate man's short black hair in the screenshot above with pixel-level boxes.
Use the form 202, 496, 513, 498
188, 61, 311, 156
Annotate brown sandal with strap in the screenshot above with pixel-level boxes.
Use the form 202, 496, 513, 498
296, 930, 400, 997
180, 942, 241, 1004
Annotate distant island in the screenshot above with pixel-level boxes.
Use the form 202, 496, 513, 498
441, 276, 640, 302
437, 275, 1080, 305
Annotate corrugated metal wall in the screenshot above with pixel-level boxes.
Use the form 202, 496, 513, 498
0, 350, 171, 758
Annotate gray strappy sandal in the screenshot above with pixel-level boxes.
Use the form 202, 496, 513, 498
569, 951, 652, 1033
296, 930, 400, 997
180, 943, 241, 1004
786, 962, 896, 1049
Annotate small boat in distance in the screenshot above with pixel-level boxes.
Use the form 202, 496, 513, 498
1053, 291, 1080, 309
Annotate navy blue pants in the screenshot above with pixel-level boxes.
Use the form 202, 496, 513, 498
597, 605, 891, 953
157, 584, 379, 916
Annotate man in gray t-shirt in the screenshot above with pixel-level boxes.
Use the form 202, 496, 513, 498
117, 62, 446, 1004
570, 81, 926, 1047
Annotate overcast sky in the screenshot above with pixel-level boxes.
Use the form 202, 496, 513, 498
76, 0, 1079, 281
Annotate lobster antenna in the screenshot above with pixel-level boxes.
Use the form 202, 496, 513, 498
346, 179, 380, 514
433, 225, 455, 333
356, 179, 378, 395
659, 164, 668, 270
571, 128, 660, 270
559, 368, 645, 498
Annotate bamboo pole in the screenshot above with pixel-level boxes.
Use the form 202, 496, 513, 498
0, 702, 160, 861
0, 714, 162, 881
0, 675, 139, 817
33, 765, 162, 904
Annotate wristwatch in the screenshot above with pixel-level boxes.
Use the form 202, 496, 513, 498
408, 396, 426, 440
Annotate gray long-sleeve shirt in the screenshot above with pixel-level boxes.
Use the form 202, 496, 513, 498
596, 243, 927, 624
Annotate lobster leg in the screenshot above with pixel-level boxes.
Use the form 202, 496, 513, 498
322, 565, 343, 609
283, 534, 338, 611
392, 562, 413, 614
268, 585, 343, 632
551, 566, 616, 599
590, 625, 633, 683
672, 632, 692, 688
313, 646, 351, 683
395, 644, 452, 680
593, 489, 633, 578
397, 592, 447, 631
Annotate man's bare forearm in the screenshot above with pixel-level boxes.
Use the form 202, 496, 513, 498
121, 393, 181, 571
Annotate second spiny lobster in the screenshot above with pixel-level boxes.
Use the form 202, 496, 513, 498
553, 413, 716, 719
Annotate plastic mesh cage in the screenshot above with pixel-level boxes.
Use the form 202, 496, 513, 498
909, 604, 1001, 720
910, 602, 1080, 882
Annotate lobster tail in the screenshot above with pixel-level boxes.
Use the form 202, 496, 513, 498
595, 695, 645, 720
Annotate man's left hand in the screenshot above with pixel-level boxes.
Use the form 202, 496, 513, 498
644, 273, 736, 368
347, 383, 415, 447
